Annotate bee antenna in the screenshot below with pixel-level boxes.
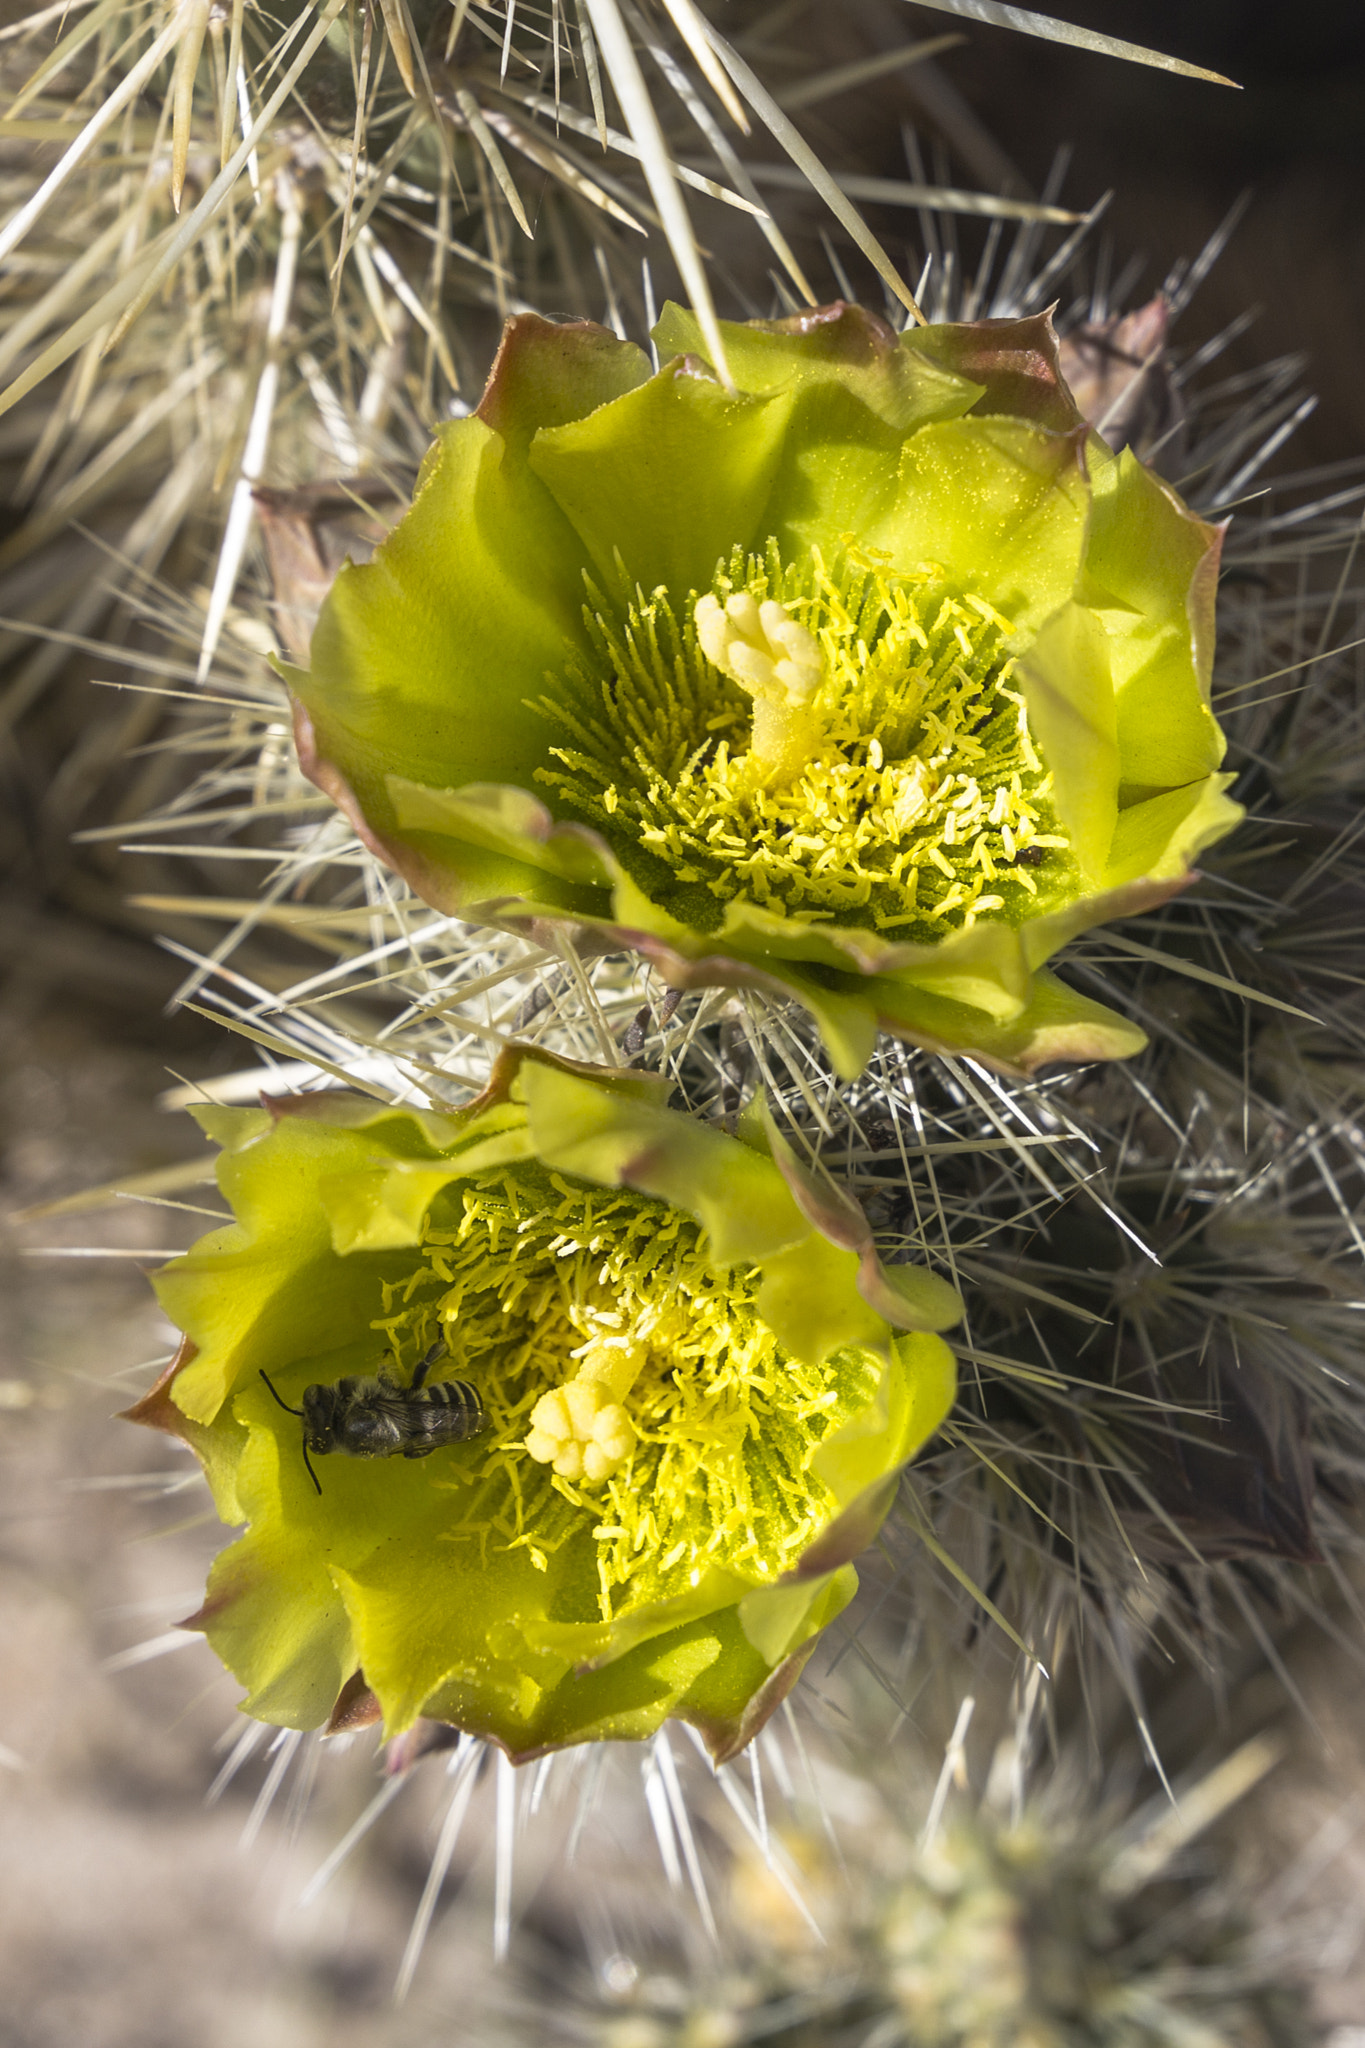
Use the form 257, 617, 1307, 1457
259, 1368, 305, 1417
300, 1442, 322, 1496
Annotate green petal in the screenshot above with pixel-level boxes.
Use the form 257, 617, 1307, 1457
298, 415, 590, 832
811, 1331, 956, 1503
517, 1056, 810, 1267
1016, 600, 1120, 883
424, 1589, 853, 1762
1105, 772, 1243, 888
768, 384, 913, 554
867, 416, 1091, 637
521, 1562, 759, 1672
871, 962, 1148, 1074
385, 774, 617, 918
155, 1105, 420, 1425
528, 358, 796, 599
189, 1398, 361, 1729
642, 919, 1149, 1078
121, 1340, 250, 1524
757, 1102, 964, 1334
332, 1528, 578, 1737
652, 299, 982, 432
297, 316, 651, 872
388, 778, 612, 886
650, 301, 983, 555
753, 1234, 893, 1364
874, 917, 1036, 1020
1084, 446, 1227, 792
736, 1565, 858, 1666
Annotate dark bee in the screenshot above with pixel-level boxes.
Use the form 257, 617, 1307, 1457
259, 1340, 484, 1495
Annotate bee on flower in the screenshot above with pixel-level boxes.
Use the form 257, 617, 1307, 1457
127, 1046, 960, 1759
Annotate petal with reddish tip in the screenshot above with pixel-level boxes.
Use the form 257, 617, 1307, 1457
652, 298, 982, 432
476, 312, 651, 456
904, 310, 1084, 432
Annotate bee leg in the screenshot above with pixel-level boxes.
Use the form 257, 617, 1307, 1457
402, 1444, 437, 1459
411, 1337, 448, 1390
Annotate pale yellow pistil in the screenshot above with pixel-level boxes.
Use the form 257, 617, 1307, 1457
524, 1337, 644, 1484
694, 591, 825, 789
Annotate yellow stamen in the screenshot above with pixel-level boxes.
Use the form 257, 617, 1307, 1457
373, 1165, 879, 1621
537, 545, 1075, 950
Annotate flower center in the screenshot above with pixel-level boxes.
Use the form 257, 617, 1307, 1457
537, 545, 1075, 943
370, 1162, 878, 1619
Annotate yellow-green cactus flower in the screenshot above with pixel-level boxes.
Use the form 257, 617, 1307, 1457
290, 303, 1241, 1079
126, 1048, 960, 1761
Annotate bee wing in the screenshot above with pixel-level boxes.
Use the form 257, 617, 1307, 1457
365, 1387, 423, 1425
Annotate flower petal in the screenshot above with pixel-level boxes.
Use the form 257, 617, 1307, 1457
188, 1401, 363, 1728
810, 1331, 957, 1504
154, 1104, 422, 1426
651, 301, 986, 553
757, 1100, 964, 1333
1016, 600, 1120, 883
1085, 445, 1227, 791
868, 416, 1091, 637
517, 1055, 805, 1257
297, 415, 591, 831
1105, 772, 1243, 888
527, 356, 796, 597
652, 298, 982, 431
871, 963, 1148, 1074
386, 774, 617, 914
903, 310, 1083, 432
477, 311, 651, 452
